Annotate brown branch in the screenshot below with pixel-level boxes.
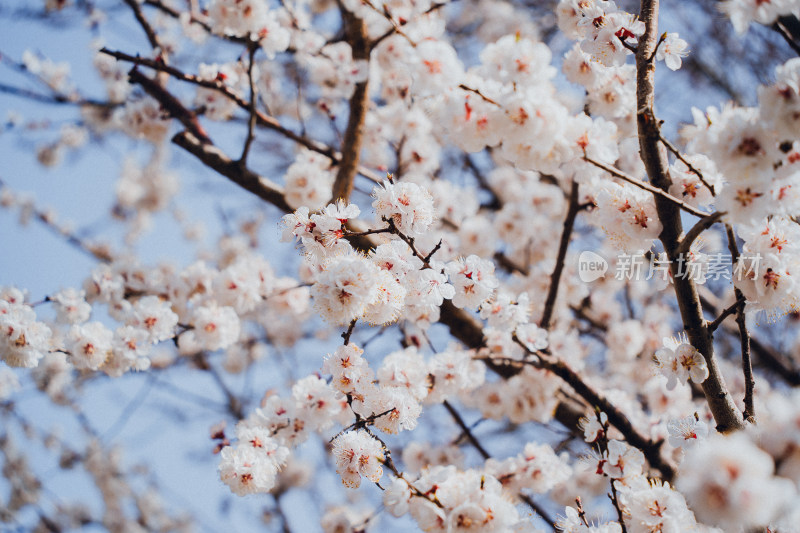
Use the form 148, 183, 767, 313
609, 481, 628, 533
707, 296, 745, 334
657, 131, 716, 196
540, 180, 580, 330
725, 224, 755, 423
499, 342, 677, 481
331, 9, 370, 202
173, 130, 292, 212
636, 0, 744, 432
128, 67, 212, 144
123, 0, 163, 53
239, 42, 259, 165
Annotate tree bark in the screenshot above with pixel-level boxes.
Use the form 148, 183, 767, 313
636, 0, 744, 432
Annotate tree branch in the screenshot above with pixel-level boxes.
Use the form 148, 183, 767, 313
677, 211, 725, 256
128, 67, 212, 144
725, 224, 755, 423
123, 0, 163, 53
636, 0, 744, 432
540, 180, 580, 330
173, 130, 292, 212
239, 42, 259, 166
331, 8, 370, 202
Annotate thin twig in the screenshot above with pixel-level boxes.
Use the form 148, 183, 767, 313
442, 400, 490, 459
0, 82, 113, 108
123, 0, 163, 52
102, 48, 384, 184
507, 338, 677, 481
609, 480, 628, 533
442, 400, 557, 530
239, 42, 258, 165
707, 296, 745, 333
677, 211, 725, 256
657, 131, 716, 195
583, 155, 710, 218
725, 224, 755, 423
342, 318, 358, 345
540, 180, 580, 330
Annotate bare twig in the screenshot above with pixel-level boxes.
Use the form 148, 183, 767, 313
128, 67, 212, 143
657, 131, 716, 195
609, 480, 628, 533
342, 319, 358, 345
583, 155, 710, 218
677, 211, 725, 256
442, 400, 490, 459
707, 296, 746, 333
540, 181, 580, 330
239, 42, 259, 165
123, 0, 163, 53
173, 130, 292, 211
725, 224, 755, 423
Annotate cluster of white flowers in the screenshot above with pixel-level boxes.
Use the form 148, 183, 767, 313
21, 50, 73, 93
284, 150, 335, 210
372, 180, 436, 236
218, 425, 290, 496
590, 181, 662, 253
383, 465, 544, 532
0, 288, 52, 368
559, 0, 645, 67
300, 42, 369, 110
677, 432, 797, 530
484, 442, 572, 494
9, 0, 800, 530
444, 255, 499, 310
219, 375, 349, 493
331, 430, 385, 488
207, 0, 290, 56
734, 217, 800, 315
117, 97, 171, 144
